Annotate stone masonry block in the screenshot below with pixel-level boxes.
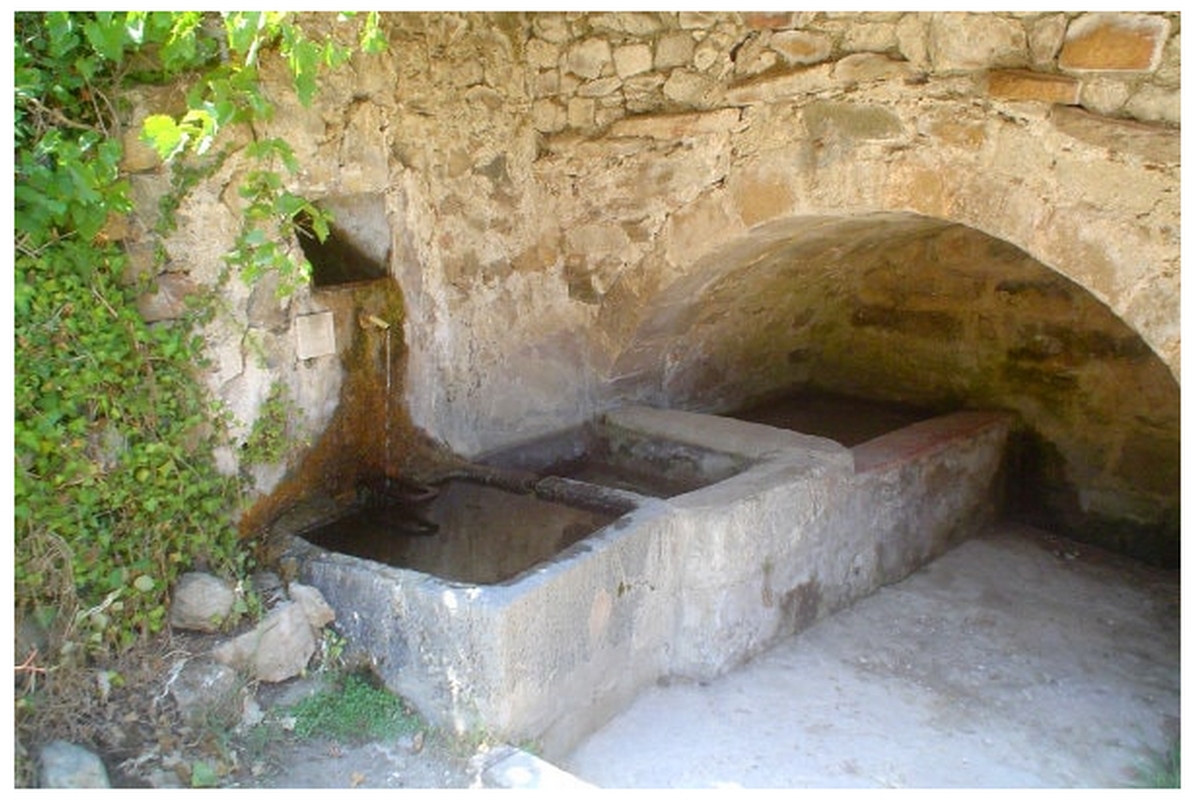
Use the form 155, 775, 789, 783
802, 100, 904, 141
655, 32, 696, 70
578, 76, 623, 98
744, 12, 794, 30
613, 43, 653, 78
532, 98, 567, 133
525, 37, 559, 70
137, 273, 198, 323
679, 11, 721, 30
988, 69, 1081, 105
566, 38, 611, 79
929, 13, 1026, 72
567, 96, 596, 129
769, 30, 832, 65
1060, 13, 1169, 72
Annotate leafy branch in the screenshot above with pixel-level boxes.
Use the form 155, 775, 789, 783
140, 11, 383, 297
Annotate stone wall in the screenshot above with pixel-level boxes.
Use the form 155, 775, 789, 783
120, 11, 1179, 559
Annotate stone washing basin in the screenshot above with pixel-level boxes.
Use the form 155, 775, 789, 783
284, 405, 1012, 759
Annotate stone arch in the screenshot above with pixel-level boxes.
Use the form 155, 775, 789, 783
402, 97, 1178, 487
635, 105, 1180, 386
603, 207, 1179, 564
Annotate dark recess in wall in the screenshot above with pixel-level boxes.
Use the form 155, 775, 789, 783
296, 209, 389, 287
1002, 427, 1180, 569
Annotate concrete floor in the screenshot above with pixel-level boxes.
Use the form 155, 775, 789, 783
557, 522, 1181, 789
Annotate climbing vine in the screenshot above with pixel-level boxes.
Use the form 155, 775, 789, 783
242, 380, 307, 469
13, 11, 387, 666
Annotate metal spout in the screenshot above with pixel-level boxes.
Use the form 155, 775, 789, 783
363, 314, 390, 330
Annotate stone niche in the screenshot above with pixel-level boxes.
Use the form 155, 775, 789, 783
299, 193, 391, 288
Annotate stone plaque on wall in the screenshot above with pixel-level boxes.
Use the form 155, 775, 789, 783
295, 311, 336, 360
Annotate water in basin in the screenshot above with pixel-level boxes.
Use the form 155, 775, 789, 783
298, 477, 620, 585
483, 424, 748, 499
726, 389, 937, 447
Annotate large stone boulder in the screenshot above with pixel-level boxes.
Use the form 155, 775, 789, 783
167, 658, 246, 726
38, 740, 110, 788
212, 583, 335, 683
170, 572, 237, 633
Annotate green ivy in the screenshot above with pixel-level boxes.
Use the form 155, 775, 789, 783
242, 381, 305, 468
13, 11, 387, 661
13, 238, 244, 653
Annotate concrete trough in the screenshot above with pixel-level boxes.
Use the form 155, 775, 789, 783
284, 406, 1012, 758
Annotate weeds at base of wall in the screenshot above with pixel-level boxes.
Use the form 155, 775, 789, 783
1130, 738, 1181, 788
281, 671, 426, 744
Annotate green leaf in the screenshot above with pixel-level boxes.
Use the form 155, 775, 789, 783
133, 574, 156, 593
285, 33, 322, 107
73, 54, 99, 82
159, 12, 206, 72
245, 138, 299, 172
224, 11, 262, 62
83, 14, 129, 63
181, 106, 219, 154
323, 40, 352, 70
308, 211, 331, 243
240, 228, 270, 247
274, 192, 310, 219
46, 12, 80, 58
224, 11, 285, 67
360, 11, 387, 55
141, 114, 185, 160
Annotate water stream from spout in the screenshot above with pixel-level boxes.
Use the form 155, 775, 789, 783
384, 326, 392, 491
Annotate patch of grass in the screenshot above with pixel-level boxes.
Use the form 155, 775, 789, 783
285, 672, 424, 744
1132, 739, 1181, 788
